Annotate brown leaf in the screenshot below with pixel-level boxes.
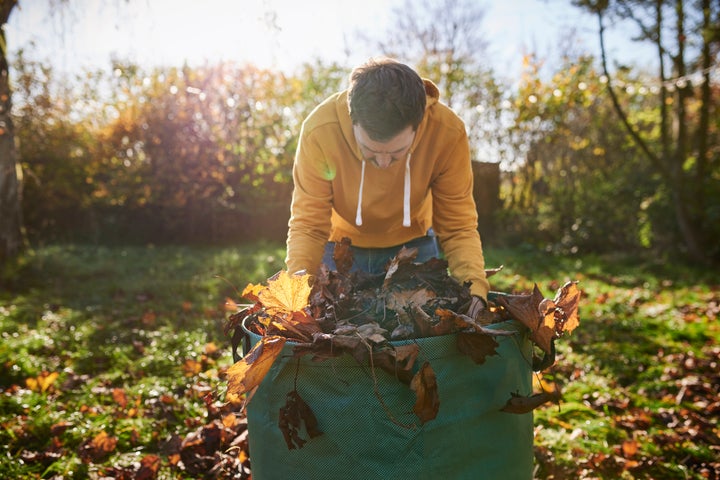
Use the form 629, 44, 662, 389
50, 421, 74, 436
554, 281, 581, 334
333, 237, 354, 275
136, 454, 161, 480
410, 362, 439, 423
495, 285, 545, 333
531, 310, 557, 355
386, 288, 435, 314
372, 343, 420, 384
278, 390, 323, 449
456, 331, 499, 364
226, 336, 286, 398
485, 265, 504, 277
383, 246, 418, 288
112, 387, 128, 409
78, 431, 118, 463
268, 310, 321, 342
501, 390, 561, 414
622, 439, 639, 458
292, 332, 363, 362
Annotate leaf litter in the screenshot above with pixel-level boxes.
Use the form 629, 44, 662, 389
225, 238, 582, 449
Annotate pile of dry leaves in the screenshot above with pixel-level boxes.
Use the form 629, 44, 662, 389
224, 239, 581, 448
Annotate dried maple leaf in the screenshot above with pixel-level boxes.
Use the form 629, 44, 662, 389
278, 390, 323, 449
258, 271, 313, 315
496, 285, 545, 332
495, 285, 562, 354
554, 281, 581, 334
226, 336, 286, 398
292, 332, 363, 362
411, 362, 439, 423
501, 389, 562, 414
532, 307, 557, 355
385, 288, 435, 312
371, 343, 420, 384
136, 454, 161, 480
78, 431, 118, 463
333, 237, 354, 275
241, 283, 265, 303
383, 246, 419, 288
485, 265, 504, 278
456, 331, 500, 364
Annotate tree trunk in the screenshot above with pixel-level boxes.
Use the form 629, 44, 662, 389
0, 0, 23, 266
595, 2, 708, 263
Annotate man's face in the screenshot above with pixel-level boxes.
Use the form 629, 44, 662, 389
353, 124, 415, 169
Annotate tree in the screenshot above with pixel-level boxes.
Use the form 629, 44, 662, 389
506, 53, 661, 253
0, 0, 23, 266
366, 0, 507, 162
573, 0, 720, 262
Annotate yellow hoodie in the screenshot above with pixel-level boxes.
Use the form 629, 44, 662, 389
286, 79, 490, 299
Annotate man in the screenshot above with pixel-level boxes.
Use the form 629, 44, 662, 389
286, 57, 488, 318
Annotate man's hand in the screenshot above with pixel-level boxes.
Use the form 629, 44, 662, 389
467, 295, 487, 320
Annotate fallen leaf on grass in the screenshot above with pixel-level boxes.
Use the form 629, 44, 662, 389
26, 371, 59, 393
78, 431, 118, 463
112, 387, 128, 409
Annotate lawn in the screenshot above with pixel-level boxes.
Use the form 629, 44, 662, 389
0, 243, 717, 479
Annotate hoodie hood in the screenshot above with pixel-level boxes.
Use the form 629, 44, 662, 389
338, 79, 441, 228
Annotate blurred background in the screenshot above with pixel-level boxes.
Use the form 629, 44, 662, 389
1, 0, 718, 263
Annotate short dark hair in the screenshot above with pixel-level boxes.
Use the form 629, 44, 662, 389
348, 58, 426, 142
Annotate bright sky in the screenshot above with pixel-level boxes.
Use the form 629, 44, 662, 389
6, 0, 651, 81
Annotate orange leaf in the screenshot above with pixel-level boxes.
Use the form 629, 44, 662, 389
183, 359, 203, 377
410, 362, 439, 423
26, 371, 59, 393
225, 296, 243, 312
112, 388, 128, 409
554, 281, 581, 334
531, 310, 557, 355
137, 454, 161, 479
79, 431, 118, 463
622, 439, 639, 458
241, 283, 265, 302
226, 336, 286, 398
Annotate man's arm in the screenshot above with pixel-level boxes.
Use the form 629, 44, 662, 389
285, 129, 334, 276
431, 127, 490, 300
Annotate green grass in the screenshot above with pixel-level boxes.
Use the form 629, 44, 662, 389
1, 244, 718, 479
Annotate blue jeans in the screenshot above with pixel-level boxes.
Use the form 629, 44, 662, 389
321, 229, 440, 274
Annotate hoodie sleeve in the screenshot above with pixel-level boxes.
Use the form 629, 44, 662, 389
285, 126, 334, 276
431, 127, 490, 300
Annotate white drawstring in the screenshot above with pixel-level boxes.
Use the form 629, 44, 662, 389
355, 154, 412, 228
403, 152, 412, 227
355, 159, 366, 226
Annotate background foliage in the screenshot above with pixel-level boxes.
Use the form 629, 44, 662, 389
5, 0, 719, 262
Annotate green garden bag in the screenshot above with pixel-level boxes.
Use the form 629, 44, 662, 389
242, 315, 534, 480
